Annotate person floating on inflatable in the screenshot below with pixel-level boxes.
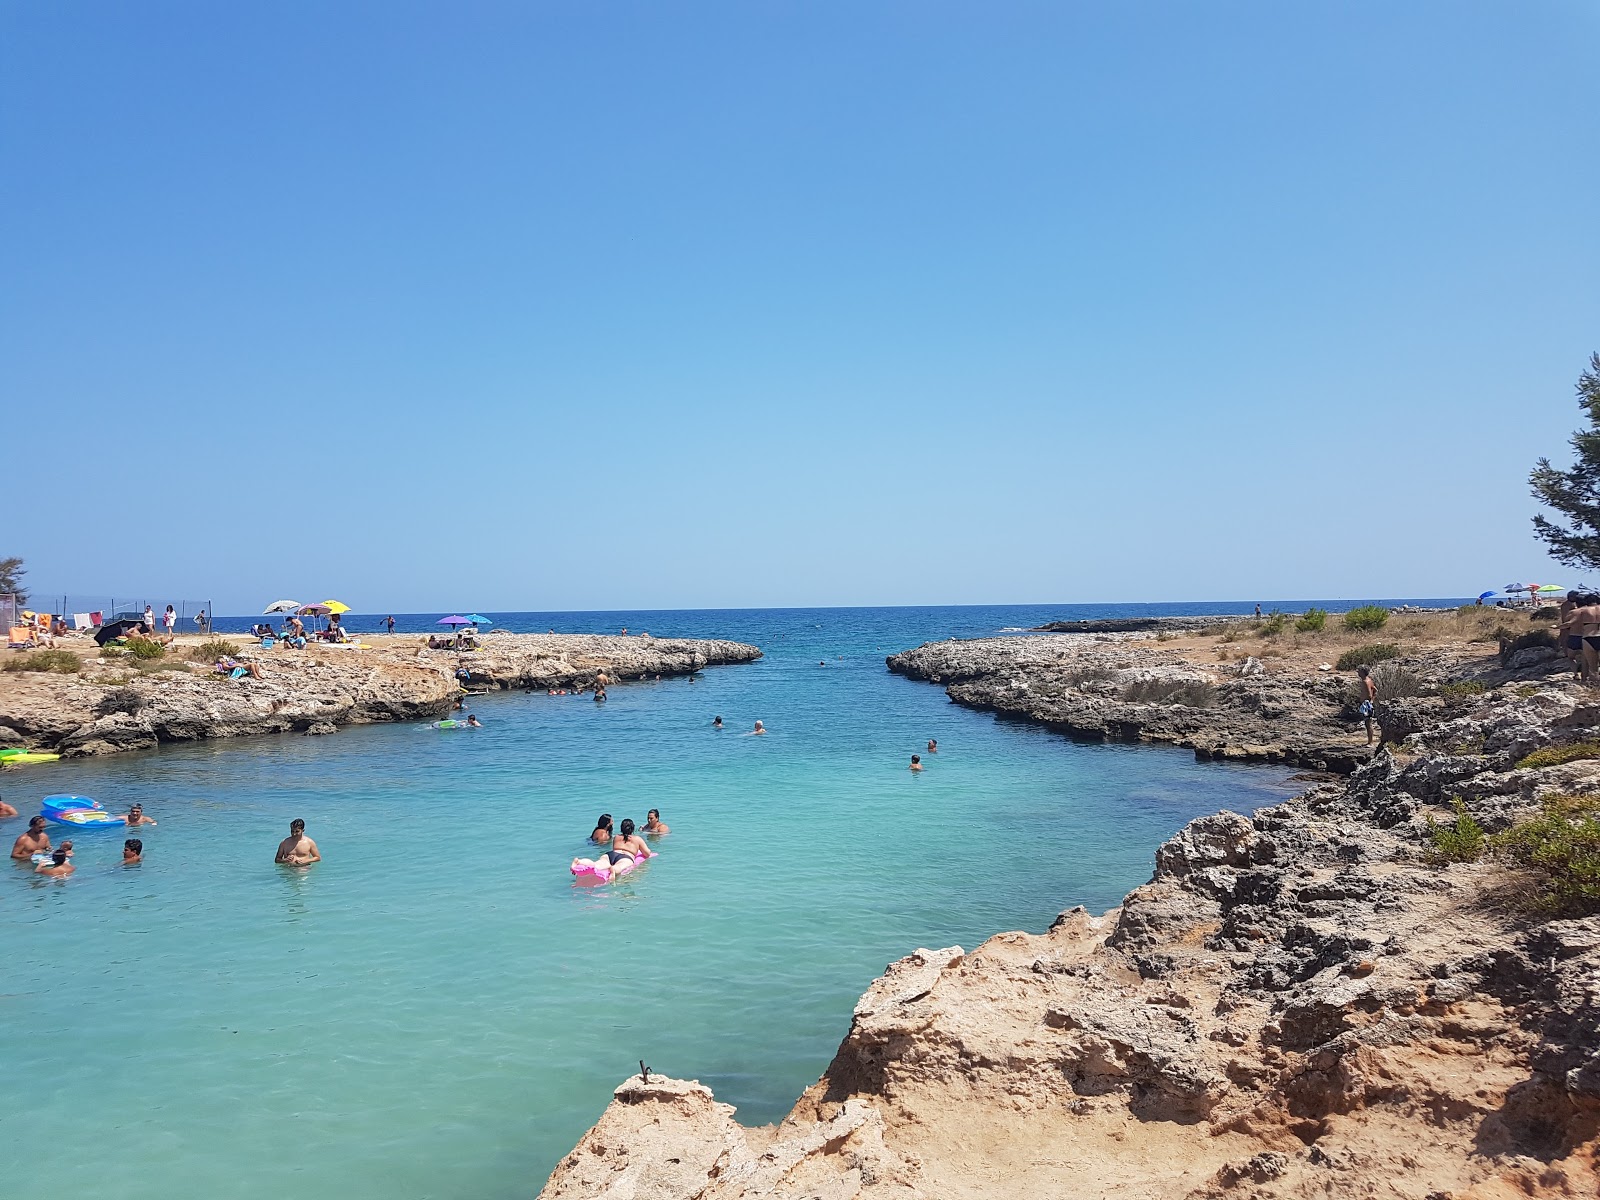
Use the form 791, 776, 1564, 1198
572, 818, 654, 883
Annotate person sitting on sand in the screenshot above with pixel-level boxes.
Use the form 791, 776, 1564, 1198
910, 754, 923, 771
126, 804, 156, 827
590, 814, 614, 844
274, 818, 321, 866
11, 815, 49, 859
606, 818, 649, 869
123, 838, 142, 865
927, 738, 938, 753
0, 794, 17, 818
751, 720, 766, 735
643, 808, 669, 835
35, 847, 73, 878
712, 716, 723, 729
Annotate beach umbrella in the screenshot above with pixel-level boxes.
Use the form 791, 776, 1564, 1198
321, 600, 351, 614
437, 615, 471, 627
1504, 583, 1533, 593
464, 613, 492, 627
1538, 584, 1566, 593
1478, 591, 1497, 601
262, 599, 301, 614
297, 604, 332, 617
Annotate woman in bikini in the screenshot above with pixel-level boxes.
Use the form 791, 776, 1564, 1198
605, 818, 649, 869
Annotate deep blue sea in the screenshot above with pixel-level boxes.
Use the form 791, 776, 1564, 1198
1, 602, 1460, 1200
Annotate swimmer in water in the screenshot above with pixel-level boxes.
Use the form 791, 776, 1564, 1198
123, 838, 143, 864
126, 804, 156, 826
751, 720, 766, 735
712, 716, 723, 729
927, 739, 937, 753
11, 815, 49, 860
590, 814, 614, 844
465, 714, 482, 727
643, 808, 669, 835
606, 818, 649, 868
274, 818, 321, 867
910, 754, 923, 771
35, 847, 73, 877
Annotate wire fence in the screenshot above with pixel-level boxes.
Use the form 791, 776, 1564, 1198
19, 592, 215, 633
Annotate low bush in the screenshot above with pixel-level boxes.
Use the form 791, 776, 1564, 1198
190, 638, 241, 662
1516, 742, 1600, 770
1335, 643, 1400, 671
1258, 610, 1288, 636
1530, 605, 1560, 621
1498, 628, 1558, 667
124, 638, 166, 660
1065, 666, 1115, 689
1122, 678, 1216, 707
1425, 798, 1486, 864
1370, 662, 1423, 701
94, 686, 144, 717
1491, 794, 1600, 915
1437, 680, 1487, 700
1343, 605, 1390, 632
1295, 608, 1327, 633
2, 649, 82, 674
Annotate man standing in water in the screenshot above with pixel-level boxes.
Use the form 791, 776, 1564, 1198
275, 818, 321, 866
11, 815, 49, 859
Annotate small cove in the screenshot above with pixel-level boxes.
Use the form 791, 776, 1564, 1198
1, 605, 1311, 1199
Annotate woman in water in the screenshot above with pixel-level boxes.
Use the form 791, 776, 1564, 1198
606, 818, 649, 869
643, 808, 669, 835
590, 814, 614, 844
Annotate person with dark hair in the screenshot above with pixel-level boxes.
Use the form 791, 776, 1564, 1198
712, 716, 723, 729
643, 809, 669, 835
126, 803, 156, 827
1356, 666, 1378, 745
909, 754, 923, 771
35, 847, 73, 877
274, 818, 320, 866
927, 738, 938, 753
590, 814, 614, 844
123, 838, 143, 864
11, 815, 49, 859
606, 818, 648, 868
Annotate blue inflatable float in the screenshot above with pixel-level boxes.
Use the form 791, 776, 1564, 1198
41, 795, 125, 830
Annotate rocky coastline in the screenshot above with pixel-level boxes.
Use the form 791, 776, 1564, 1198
537, 615, 1599, 1199
0, 632, 761, 758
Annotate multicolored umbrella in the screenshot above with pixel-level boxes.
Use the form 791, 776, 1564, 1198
297, 604, 333, 618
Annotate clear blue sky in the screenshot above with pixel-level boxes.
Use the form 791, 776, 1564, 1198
4, 2, 1597, 614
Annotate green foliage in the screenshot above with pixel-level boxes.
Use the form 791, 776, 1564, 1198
1370, 662, 1422, 700
190, 638, 241, 662
1258, 610, 1288, 636
1530, 351, 1600, 571
1343, 605, 1390, 632
1425, 798, 1486, 864
1122, 678, 1215, 707
1437, 680, 1487, 700
1491, 793, 1600, 915
1516, 742, 1600, 770
1335, 643, 1400, 671
2, 649, 81, 674
0, 555, 26, 603
1294, 608, 1327, 633
124, 638, 166, 660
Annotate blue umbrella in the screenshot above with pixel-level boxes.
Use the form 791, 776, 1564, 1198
464, 614, 492, 627
437, 615, 471, 627
1478, 591, 1496, 600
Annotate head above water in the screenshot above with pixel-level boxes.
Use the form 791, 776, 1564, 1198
50, 849, 67, 865
596, 813, 612, 830
290, 818, 305, 835
29, 815, 45, 833
620, 818, 636, 838
911, 754, 921, 764
125, 838, 142, 855
647, 809, 660, 821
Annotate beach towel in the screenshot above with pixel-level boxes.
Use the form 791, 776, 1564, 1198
73, 613, 92, 630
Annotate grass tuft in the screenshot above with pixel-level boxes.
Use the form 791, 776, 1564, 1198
2, 649, 82, 674
1491, 794, 1600, 915
1336, 643, 1400, 671
1425, 798, 1486, 864
1516, 742, 1600, 770
1343, 605, 1390, 632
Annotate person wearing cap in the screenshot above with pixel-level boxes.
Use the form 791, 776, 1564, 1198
11, 815, 49, 859
126, 804, 157, 826
35, 848, 74, 877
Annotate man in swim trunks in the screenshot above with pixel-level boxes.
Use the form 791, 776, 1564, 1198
275, 818, 321, 866
1356, 666, 1379, 745
126, 804, 156, 826
11, 815, 49, 859
643, 809, 669, 835
606, 818, 649, 868
35, 847, 73, 877
124, 838, 143, 864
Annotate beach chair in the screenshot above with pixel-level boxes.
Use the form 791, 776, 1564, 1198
8, 626, 35, 649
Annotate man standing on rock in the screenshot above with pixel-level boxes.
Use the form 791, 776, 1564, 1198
274, 819, 321, 867
1356, 666, 1378, 745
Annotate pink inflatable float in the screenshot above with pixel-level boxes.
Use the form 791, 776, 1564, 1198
571, 846, 656, 884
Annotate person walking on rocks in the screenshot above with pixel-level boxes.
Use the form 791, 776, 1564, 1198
1356, 666, 1378, 745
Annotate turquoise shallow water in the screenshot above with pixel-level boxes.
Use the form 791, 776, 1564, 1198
1, 605, 1318, 1198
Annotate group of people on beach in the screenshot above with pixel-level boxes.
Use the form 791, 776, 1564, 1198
1558, 592, 1600, 683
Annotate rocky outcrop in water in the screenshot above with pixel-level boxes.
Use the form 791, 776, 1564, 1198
539, 636, 1599, 1199
0, 633, 760, 757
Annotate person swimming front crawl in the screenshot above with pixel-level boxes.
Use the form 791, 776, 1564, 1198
590, 814, 614, 844
607, 818, 648, 867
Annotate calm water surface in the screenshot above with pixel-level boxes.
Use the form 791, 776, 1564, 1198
0, 604, 1394, 1199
